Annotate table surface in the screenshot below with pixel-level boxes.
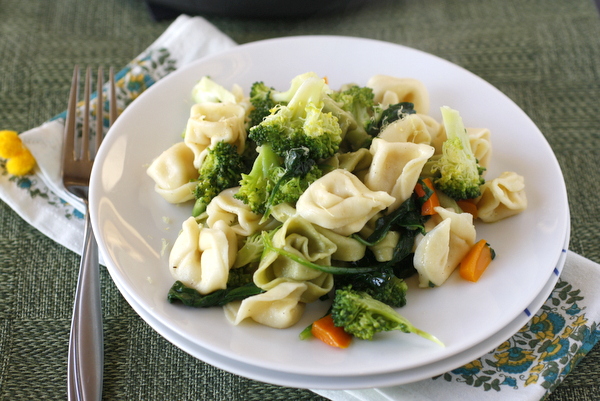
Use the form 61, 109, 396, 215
1, 0, 599, 400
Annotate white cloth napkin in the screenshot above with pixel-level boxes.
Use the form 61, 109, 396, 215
1, 14, 598, 401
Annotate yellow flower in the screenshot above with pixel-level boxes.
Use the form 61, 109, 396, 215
0, 130, 36, 176
6, 148, 36, 176
0, 130, 24, 158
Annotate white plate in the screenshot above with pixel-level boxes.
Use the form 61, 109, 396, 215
101, 225, 569, 389
90, 36, 570, 377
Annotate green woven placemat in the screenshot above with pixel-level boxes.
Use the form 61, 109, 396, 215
1, 0, 598, 399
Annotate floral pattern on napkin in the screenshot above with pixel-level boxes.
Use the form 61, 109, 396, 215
435, 277, 600, 395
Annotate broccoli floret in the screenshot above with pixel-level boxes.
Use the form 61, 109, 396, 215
329, 85, 375, 129
234, 145, 322, 218
331, 287, 443, 345
233, 232, 265, 268
249, 75, 342, 161
247, 81, 278, 129
366, 102, 416, 136
263, 147, 322, 220
192, 141, 247, 216
335, 267, 408, 308
430, 106, 485, 200
234, 144, 280, 215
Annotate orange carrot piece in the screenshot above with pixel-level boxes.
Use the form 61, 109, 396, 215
415, 178, 440, 216
459, 239, 493, 282
457, 199, 478, 219
311, 314, 352, 349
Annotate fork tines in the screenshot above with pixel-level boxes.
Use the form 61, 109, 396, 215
64, 65, 117, 162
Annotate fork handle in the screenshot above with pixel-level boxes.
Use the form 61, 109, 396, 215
68, 207, 103, 401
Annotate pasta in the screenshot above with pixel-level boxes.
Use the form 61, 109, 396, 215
146, 142, 198, 203
253, 216, 335, 303
377, 114, 432, 145
206, 187, 265, 237
224, 282, 308, 329
367, 75, 430, 115
363, 138, 435, 213
169, 217, 237, 294
184, 102, 246, 168
296, 169, 395, 236
476, 171, 527, 223
413, 207, 476, 287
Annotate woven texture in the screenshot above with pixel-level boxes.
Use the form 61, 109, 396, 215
1, 0, 599, 400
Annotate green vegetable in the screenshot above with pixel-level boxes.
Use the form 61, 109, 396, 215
247, 81, 278, 129
233, 232, 265, 268
331, 286, 443, 345
167, 281, 264, 307
248, 75, 342, 161
327, 85, 376, 150
235, 144, 322, 217
366, 102, 416, 136
329, 85, 375, 129
261, 229, 378, 275
430, 106, 485, 200
336, 267, 408, 308
262, 147, 322, 221
191, 141, 248, 216
353, 195, 427, 247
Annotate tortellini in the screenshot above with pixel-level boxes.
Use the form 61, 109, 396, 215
413, 207, 476, 287
363, 138, 435, 213
206, 187, 264, 237
184, 102, 246, 169
296, 169, 395, 236
146, 142, 198, 203
169, 217, 237, 294
367, 75, 430, 115
254, 216, 335, 303
466, 127, 492, 172
378, 114, 432, 145
223, 282, 308, 329
476, 171, 527, 223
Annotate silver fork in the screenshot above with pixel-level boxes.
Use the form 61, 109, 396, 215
63, 65, 117, 401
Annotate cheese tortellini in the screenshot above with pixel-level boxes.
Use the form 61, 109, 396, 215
206, 187, 265, 237
224, 282, 307, 329
413, 207, 477, 287
254, 216, 335, 303
363, 138, 435, 213
367, 75, 430, 115
296, 169, 395, 236
475, 171, 527, 223
146, 142, 198, 203
184, 102, 247, 169
169, 217, 237, 294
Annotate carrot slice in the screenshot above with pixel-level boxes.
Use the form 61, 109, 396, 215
459, 239, 494, 282
457, 199, 478, 219
415, 178, 440, 216
311, 314, 352, 349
